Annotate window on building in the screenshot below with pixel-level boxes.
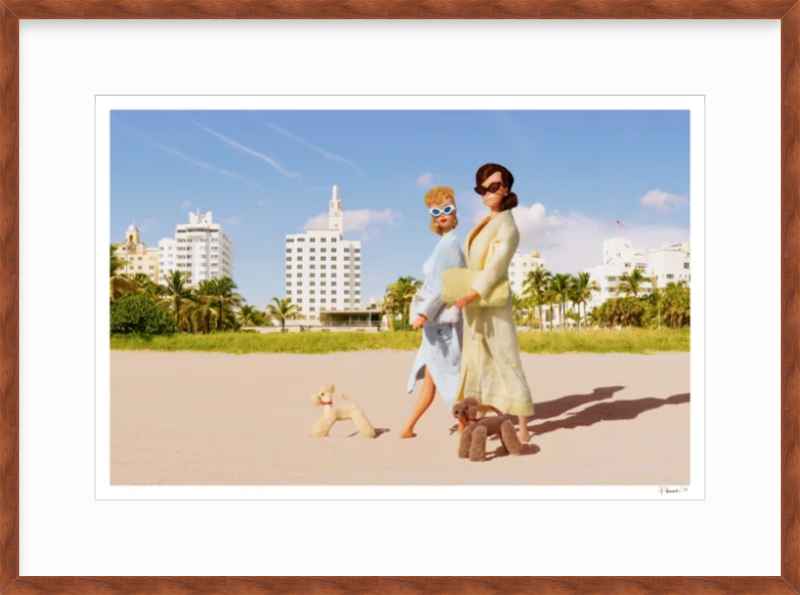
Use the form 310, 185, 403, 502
321, 238, 327, 242
310, 281, 315, 286
667, 274, 674, 279
310, 238, 316, 242
344, 248, 350, 253
321, 265, 326, 270
331, 257, 337, 261
310, 248, 315, 253
286, 248, 291, 253
321, 257, 326, 261
355, 248, 361, 253
286, 281, 292, 286
310, 256, 315, 261
332, 281, 337, 286
321, 248, 326, 253
684, 263, 689, 269
310, 299, 315, 303
287, 238, 295, 243
331, 248, 337, 253
297, 237, 305, 242
310, 265, 315, 269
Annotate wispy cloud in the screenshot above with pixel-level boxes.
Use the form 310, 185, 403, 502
416, 173, 434, 187
146, 138, 264, 189
304, 209, 401, 241
257, 199, 270, 207
220, 216, 243, 226
192, 121, 300, 179
640, 189, 689, 212
262, 121, 364, 177
181, 201, 192, 209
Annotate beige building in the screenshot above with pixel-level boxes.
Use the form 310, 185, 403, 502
114, 224, 159, 283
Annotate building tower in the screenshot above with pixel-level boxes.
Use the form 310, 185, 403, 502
329, 185, 343, 233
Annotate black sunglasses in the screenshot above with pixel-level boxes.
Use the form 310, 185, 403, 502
475, 181, 505, 196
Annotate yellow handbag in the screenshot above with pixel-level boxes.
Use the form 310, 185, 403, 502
442, 268, 510, 308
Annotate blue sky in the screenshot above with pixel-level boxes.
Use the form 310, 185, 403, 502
110, 110, 690, 308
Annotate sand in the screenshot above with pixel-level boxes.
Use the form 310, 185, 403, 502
110, 350, 690, 485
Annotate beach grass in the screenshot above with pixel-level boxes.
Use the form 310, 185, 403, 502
111, 328, 689, 355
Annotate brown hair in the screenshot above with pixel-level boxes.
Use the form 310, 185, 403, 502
475, 163, 518, 211
424, 186, 459, 235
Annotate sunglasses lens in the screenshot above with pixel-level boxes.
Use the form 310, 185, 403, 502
443, 205, 455, 214
430, 209, 441, 216
475, 186, 486, 196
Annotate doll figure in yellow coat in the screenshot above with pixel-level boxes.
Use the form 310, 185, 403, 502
454, 163, 535, 444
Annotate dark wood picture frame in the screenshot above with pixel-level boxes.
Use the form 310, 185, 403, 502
0, 1, 796, 593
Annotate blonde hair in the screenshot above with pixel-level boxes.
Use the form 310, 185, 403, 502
424, 186, 458, 236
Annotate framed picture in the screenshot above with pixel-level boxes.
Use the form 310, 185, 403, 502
2, 2, 795, 593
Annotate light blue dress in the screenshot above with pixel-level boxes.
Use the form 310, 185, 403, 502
406, 230, 467, 408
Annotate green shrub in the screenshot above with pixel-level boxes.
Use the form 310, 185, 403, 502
110, 294, 177, 335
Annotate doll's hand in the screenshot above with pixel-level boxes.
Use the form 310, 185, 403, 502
456, 291, 480, 310
412, 315, 428, 330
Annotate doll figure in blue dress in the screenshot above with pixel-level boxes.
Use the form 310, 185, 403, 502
400, 186, 467, 439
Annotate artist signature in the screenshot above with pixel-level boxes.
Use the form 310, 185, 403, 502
658, 486, 689, 495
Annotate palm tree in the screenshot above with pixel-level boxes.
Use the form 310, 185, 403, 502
385, 276, 422, 330
661, 280, 690, 328
109, 244, 135, 300
197, 276, 244, 332
266, 297, 301, 332
511, 294, 526, 327
522, 267, 552, 332
617, 268, 648, 298
237, 304, 261, 328
188, 296, 219, 334
158, 270, 195, 331
548, 273, 572, 331
571, 271, 600, 330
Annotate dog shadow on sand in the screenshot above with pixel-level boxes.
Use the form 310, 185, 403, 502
337, 428, 391, 438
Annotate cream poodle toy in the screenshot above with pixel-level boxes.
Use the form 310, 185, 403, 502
310, 383, 377, 438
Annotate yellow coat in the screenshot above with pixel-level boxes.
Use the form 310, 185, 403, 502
456, 210, 535, 417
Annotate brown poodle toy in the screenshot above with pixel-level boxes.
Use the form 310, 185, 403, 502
452, 397, 523, 462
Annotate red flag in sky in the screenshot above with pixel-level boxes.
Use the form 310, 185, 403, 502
616, 220, 624, 227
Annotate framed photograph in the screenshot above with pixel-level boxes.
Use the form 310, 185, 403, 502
2, 1, 796, 593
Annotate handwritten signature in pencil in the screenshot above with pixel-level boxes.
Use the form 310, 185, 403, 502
658, 486, 689, 495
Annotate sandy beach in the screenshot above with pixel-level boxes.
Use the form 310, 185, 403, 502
110, 350, 690, 485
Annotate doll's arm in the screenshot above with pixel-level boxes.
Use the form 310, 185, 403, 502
418, 238, 466, 320
470, 223, 519, 298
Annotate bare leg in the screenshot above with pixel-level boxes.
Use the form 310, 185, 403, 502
518, 415, 531, 443
400, 367, 436, 438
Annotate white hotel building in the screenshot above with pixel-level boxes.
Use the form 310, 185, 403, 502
583, 237, 690, 313
508, 250, 547, 298
284, 185, 362, 319
158, 210, 233, 287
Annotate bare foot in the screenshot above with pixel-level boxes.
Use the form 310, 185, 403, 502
518, 428, 532, 443
399, 428, 417, 439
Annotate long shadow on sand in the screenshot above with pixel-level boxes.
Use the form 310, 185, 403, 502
529, 392, 690, 437
450, 386, 626, 435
